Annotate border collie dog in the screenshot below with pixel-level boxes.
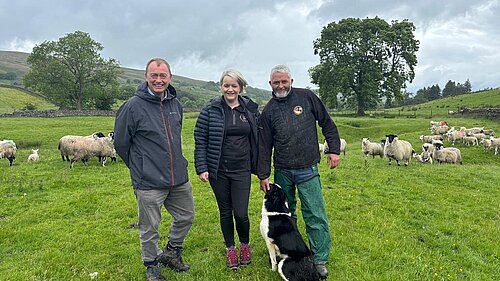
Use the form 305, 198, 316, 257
260, 183, 320, 281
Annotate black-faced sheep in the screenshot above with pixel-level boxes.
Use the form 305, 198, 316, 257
361, 138, 384, 159
384, 134, 414, 166
58, 132, 106, 161
69, 136, 115, 168
432, 143, 462, 164
0, 140, 17, 166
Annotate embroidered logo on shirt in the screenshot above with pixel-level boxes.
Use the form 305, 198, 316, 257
240, 114, 248, 122
293, 106, 303, 116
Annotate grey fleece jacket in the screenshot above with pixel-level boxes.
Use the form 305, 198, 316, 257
114, 82, 189, 189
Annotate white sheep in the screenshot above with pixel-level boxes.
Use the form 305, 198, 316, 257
69, 136, 115, 168
445, 128, 465, 145
0, 140, 17, 166
430, 125, 449, 135
322, 138, 347, 156
464, 127, 483, 135
483, 139, 492, 152
419, 135, 443, 143
412, 151, 433, 164
384, 134, 414, 166
489, 136, 500, 155
361, 138, 384, 159
58, 132, 106, 161
462, 136, 478, 146
471, 133, 486, 143
482, 129, 494, 136
432, 143, 462, 164
27, 149, 39, 162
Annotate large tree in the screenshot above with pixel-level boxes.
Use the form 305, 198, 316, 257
310, 17, 419, 115
23, 31, 121, 110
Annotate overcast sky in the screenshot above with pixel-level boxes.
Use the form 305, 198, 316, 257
1, 0, 499, 92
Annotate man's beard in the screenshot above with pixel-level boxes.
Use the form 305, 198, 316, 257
274, 88, 290, 98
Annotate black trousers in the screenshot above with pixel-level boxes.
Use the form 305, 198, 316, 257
209, 171, 251, 247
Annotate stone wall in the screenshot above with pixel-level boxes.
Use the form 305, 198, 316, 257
460, 107, 500, 119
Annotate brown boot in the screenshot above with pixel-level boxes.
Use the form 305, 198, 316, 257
158, 243, 190, 272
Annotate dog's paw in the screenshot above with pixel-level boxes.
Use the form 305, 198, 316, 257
271, 264, 277, 271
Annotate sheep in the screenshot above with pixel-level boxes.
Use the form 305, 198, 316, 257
27, 149, 39, 162
69, 136, 115, 168
462, 136, 478, 146
464, 127, 483, 135
483, 139, 492, 152
490, 136, 500, 155
445, 128, 465, 145
58, 132, 106, 161
422, 143, 435, 155
482, 129, 494, 136
430, 125, 449, 135
430, 120, 448, 127
361, 138, 384, 159
319, 142, 326, 154
471, 133, 486, 143
412, 151, 433, 164
384, 134, 414, 166
419, 135, 443, 143
0, 140, 17, 166
432, 143, 462, 164
323, 139, 347, 155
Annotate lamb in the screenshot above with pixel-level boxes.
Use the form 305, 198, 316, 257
432, 143, 462, 164
462, 136, 478, 146
489, 136, 500, 155
384, 134, 414, 166
446, 128, 465, 145
27, 149, 39, 162
58, 132, 106, 161
361, 138, 384, 159
483, 139, 492, 152
471, 133, 486, 143
323, 138, 347, 155
412, 151, 433, 164
419, 135, 443, 143
0, 140, 17, 166
69, 136, 115, 168
422, 143, 435, 155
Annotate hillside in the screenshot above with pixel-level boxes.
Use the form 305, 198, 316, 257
0, 50, 271, 112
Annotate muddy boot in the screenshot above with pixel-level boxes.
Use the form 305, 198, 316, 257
158, 243, 190, 272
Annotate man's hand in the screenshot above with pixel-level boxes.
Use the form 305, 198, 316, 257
327, 153, 340, 169
198, 172, 209, 182
260, 178, 270, 192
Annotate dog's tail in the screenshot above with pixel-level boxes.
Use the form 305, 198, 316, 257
280, 256, 320, 281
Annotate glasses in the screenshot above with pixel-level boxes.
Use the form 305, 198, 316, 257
148, 73, 169, 80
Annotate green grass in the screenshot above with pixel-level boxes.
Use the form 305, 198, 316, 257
0, 115, 499, 280
0, 87, 58, 114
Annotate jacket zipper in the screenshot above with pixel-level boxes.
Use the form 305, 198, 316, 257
160, 99, 175, 187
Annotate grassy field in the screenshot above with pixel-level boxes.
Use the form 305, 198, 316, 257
0, 87, 58, 114
0, 114, 499, 280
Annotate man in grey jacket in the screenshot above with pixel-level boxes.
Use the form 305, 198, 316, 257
114, 58, 194, 281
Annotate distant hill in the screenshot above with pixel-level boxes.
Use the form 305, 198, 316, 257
0, 50, 271, 112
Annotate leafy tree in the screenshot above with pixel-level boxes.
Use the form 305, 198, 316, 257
23, 31, 121, 110
426, 84, 441, 100
310, 17, 419, 115
442, 80, 457, 98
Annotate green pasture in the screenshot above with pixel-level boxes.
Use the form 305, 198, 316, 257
0, 114, 499, 280
0, 87, 57, 114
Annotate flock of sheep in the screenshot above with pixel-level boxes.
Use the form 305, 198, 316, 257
0, 131, 116, 168
357, 120, 499, 166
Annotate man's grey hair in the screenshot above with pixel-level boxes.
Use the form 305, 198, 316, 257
269, 64, 292, 80
220, 69, 248, 93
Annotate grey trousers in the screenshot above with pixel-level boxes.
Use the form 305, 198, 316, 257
134, 182, 195, 263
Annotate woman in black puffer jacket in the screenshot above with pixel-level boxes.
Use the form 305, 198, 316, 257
194, 69, 259, 270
